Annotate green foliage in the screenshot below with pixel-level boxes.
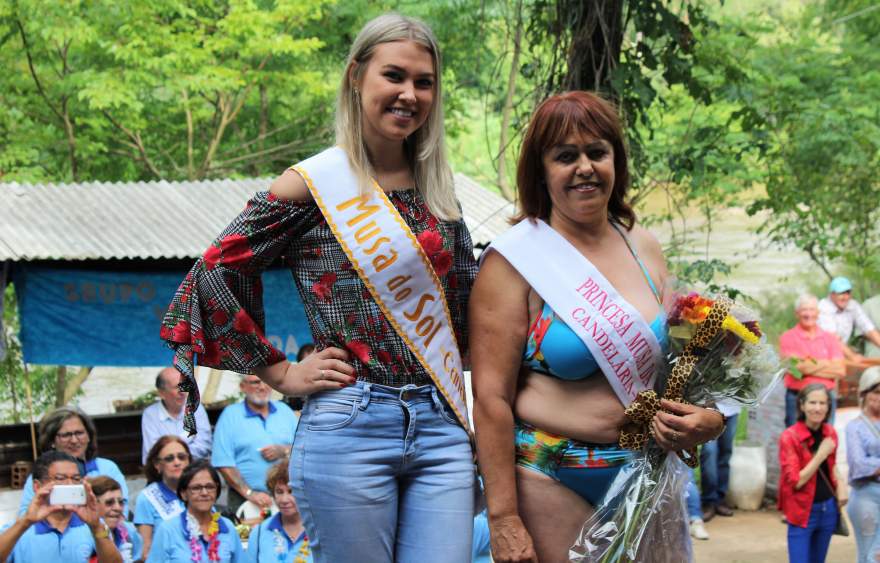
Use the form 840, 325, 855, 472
128, 390, 159, 411
0, 0, 337, 182
735, 4, 880, 278
1, 284, 68, 423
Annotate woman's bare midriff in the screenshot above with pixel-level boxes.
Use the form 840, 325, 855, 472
514, 368, 626, 444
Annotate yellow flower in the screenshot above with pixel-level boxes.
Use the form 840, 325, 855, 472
294, 538, 311, 563
208, 511, 220, 536
722, 316, 759, 345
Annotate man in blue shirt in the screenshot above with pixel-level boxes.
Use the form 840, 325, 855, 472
0, 451, 122, 563
141, 367, 213, 463
212, 375, 298, 514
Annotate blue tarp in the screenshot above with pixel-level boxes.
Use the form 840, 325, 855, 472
14, 266, 312, 366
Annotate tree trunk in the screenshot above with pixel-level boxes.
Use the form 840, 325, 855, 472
62, 366, 92, 405
258, 83, 268, 176
561, 0, 624, 95
497, 0, 524, 202
54, 366, 67, 407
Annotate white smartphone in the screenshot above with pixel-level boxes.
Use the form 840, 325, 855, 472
49, 484, 86, 505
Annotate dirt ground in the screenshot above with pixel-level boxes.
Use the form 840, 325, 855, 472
691, 507, 857, 563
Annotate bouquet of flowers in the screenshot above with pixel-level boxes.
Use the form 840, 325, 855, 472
570, 291, 782, 563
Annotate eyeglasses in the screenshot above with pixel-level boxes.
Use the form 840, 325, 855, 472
56, 430, 88, 441
187, 483, 218, 494
50, 474, 83, 484
101, 498, 127, 508
242, 379, 266, 387
159, 453, 190, 464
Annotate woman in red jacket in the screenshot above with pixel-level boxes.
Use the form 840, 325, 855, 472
778, 383, 840, 563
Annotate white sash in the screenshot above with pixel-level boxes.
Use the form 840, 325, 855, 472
142, 482, 184, 521
488, 219, 663, 407
292, 147, 469, 430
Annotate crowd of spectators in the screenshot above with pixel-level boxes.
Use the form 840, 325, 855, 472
0, 361, 493, 562
3, 276, 878, 561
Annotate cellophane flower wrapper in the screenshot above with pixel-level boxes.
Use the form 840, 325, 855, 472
569, 449, 691, 563
570, 289, 783, 562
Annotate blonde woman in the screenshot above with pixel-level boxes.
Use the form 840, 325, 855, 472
162, 14, 477, 563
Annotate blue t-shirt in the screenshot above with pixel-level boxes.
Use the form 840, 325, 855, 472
146, 512, 244, 563
245, 513, 311, 563
111, 520, 144, 563
134, 481, 185, 529
19, 457, 129, 516
211, 401, 298, 491
2, 514, 95, 562
472, 511, 492, 563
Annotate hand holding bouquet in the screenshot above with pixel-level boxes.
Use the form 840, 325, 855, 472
571, 290, 782, 563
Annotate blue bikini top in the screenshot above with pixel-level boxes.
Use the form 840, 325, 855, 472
522, 225, 668, 381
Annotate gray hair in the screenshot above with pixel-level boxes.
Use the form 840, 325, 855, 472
335, 13, 459, 221
794, 293, 818, 312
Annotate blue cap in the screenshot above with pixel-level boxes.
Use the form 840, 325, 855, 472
829, 276, 852, 294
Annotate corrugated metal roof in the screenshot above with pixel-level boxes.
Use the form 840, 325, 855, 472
0, 174, 514, 261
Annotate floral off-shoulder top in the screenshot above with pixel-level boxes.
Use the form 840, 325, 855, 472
160, 188, 478, 432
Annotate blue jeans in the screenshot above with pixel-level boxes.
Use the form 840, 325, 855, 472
686, 468, 701, 520
785, 389, 836, 428
848, 481, 880, 563
787, 497, 838, 563
700, 413, 738, 506
290, 381, 475, 563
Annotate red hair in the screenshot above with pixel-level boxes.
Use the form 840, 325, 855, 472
514, 91, 635, 229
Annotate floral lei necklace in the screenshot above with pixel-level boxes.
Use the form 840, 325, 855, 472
271, 526, 310, 563
183, 511, 221, 562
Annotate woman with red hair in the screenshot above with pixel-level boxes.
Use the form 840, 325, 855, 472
470, 91, 724, 562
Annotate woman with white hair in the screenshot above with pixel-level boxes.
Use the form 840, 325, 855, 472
162, 13, 477, 563
846, 366, 880, 562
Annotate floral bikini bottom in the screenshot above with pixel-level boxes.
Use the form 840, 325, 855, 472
514, 420, 634, 507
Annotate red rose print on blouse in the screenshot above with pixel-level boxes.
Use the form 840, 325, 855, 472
311, 272, 337, 302
417, 230, 444, 256
431, 251, 453, 277
377, 349, 393, 364
203, 234, 254, 271
416, 229, 453, 277
233, 309, 257, 335
346, 339, 372, 364
211, 310, 229, 326
162, 320, 191, 342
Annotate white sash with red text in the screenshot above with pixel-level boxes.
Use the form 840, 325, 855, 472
292, 147, 470, 430
487, 219, 663, 407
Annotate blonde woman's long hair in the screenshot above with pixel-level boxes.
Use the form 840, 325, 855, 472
336, 13, 460, 221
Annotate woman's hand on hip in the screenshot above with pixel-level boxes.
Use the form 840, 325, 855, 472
489, 514, 539, 563
651, 399, 725, 451
281, 347, 356, 396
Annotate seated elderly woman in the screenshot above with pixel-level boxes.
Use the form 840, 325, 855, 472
88, 475, 143, 562
245, 459, 311, 562
19, 406, 128, 516
470, 91, 724, 563
147, 460, 244, 563
134, 435, 191, 557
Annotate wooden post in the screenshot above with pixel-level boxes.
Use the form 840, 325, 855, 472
202, 368, 223, 405
23, 363, 37, 461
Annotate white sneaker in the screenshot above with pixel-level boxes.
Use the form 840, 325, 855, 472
690, 518, 710, 540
